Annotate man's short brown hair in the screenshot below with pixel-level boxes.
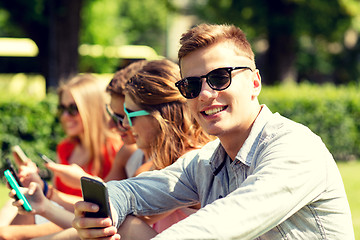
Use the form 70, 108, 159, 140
178, 23, 255, 63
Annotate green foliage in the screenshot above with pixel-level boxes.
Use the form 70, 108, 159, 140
81, 0, 168, 47
0, 74, 46, 101
260, 83, 360, 160
0, 8, 23, 36
0, 92, 64, 170
79, 55, 121, 74
79, 0, 171, 73
81, 0, 125, 46
190, 0, 360, 84
0, 0, 48, 37
338, 161, 360, 238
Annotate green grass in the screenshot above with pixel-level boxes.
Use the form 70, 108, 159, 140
337, 161, 360, 239
0, 181, 8, 208
1, 161, 359, 238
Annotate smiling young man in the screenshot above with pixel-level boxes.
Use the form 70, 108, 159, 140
73, 24, 354, 239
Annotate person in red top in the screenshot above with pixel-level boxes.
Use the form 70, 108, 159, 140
2, 61, 145, 240
54, 138, 117, 196
0, 74, 121, 239
48, 74, 121, 197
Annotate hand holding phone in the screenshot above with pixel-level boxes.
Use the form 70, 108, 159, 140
4, 169, 32, 212
12, 145, 29, 164
80, 176, 112, 222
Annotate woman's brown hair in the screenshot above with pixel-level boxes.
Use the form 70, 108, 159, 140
106, 60, 148, 97
125, 59, 213, 169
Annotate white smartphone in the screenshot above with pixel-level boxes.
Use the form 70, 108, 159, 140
37, 152, 55, 164
11, 145, 28, 163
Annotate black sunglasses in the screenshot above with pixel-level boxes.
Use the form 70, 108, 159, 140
175, 66, 253, 99
105, 104, 125, 130
58, 103, 79, 116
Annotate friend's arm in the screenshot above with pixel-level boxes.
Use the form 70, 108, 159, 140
10, 182, 74, 229
0, 222, 63, 240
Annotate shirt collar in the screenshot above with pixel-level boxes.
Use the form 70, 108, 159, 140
236, 104, 273, 166
209, 105, 274, 173
207, 139, 227, 175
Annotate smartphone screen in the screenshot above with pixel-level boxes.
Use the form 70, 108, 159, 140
4, 169, 32, 212
37, 152, 55, 164
80, 176, 112, 222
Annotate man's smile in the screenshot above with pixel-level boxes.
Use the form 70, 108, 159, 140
201, 105, 228, 116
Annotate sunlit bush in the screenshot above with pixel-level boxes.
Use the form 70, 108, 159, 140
0, 83, 358, 170
260, 83, 360, 161
0, 92, 64, 171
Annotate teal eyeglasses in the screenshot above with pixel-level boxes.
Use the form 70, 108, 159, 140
123, 103, 150, 127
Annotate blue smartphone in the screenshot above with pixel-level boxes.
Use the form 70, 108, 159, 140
4, 169, 32, 212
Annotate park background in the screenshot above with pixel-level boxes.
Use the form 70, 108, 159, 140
0, 0, 359, 238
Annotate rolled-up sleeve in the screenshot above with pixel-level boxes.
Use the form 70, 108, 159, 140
107, 150, 201, 228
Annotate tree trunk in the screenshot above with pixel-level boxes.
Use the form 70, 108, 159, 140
263, 0, 297, 85
47, 0, 82, 89
264, 33, 296, 85
0, 0, 83, 90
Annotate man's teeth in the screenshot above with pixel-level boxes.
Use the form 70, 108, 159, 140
204, 107, 224, 115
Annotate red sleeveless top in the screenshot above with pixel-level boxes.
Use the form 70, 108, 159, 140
54, 138, 121, 196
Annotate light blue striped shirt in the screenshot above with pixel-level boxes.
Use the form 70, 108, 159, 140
108, 105, 354, 239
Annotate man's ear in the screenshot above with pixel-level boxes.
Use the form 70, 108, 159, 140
252, 70, 261, 99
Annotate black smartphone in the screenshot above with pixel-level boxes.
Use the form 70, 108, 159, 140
4, 158, 23, 187
37, 152, 55, 164
80, 176, 112, 222
4, 169, 32, 212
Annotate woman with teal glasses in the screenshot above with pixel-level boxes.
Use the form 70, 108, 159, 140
100, 59, 213, 238
122, 59, 213, 171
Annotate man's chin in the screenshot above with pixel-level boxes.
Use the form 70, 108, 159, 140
203, 125, 224, 137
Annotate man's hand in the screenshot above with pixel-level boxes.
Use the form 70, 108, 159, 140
72, 201, 120, 240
